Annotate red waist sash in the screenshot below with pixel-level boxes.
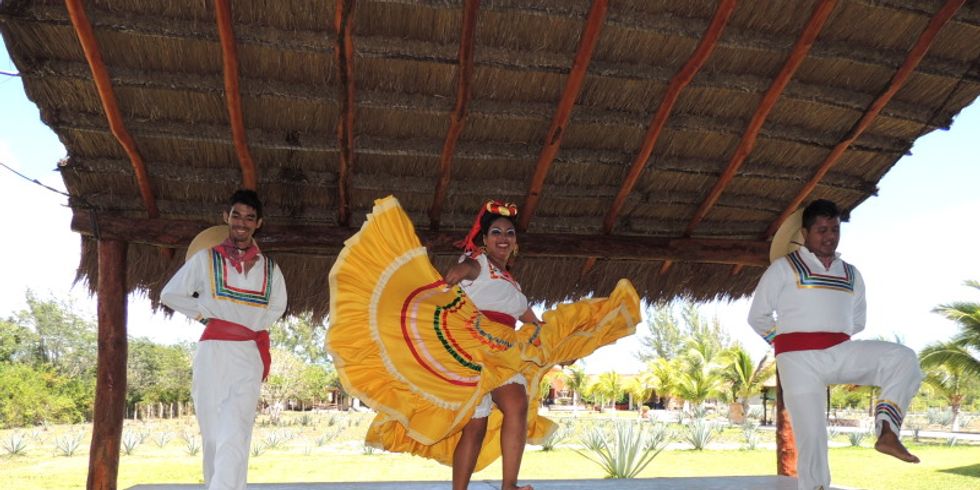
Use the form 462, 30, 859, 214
200, 318, 271, 382
774, 331, 850, 355
481, 310, 517, 329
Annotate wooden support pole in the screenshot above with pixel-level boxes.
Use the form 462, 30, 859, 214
86, 239, 128, 490
776, 371, 798, 477
602, 0, 735, 234
765, 0, 966, 239
519, 0, 608, 231
65, 0, 158, 218
215, 0, 258, 190
684, 0, 838, 236
429, 0, 480, 231
70, 210, 771, 266
334, 0, 357, 227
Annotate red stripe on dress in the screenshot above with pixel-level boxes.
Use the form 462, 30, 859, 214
774, 331, 850, 355
399, 280, 476, 387
481, 310, 517, 328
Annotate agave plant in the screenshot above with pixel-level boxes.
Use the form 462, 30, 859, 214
684, 418, 718, 450
540, 420, 575, 451
53, 432, 84, 457
574, 421, 669, 479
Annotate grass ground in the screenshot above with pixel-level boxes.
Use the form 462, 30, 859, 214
1, 412, 977, 489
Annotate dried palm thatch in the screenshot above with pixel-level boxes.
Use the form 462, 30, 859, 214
2, 0, 979, 321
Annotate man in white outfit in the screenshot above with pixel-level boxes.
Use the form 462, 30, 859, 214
162, 189, 287, 490
748, 199, 922, 490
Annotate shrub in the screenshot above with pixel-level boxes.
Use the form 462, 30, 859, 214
2, 432, 28, 456
53, 431, 84, 457
541, 421, 574, 451
684, 419, 718, 450
152, 431, 173, 448
575, 421, 669, 479
121, 430, 142, 455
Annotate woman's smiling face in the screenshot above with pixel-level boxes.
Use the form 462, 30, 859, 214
483, 216, 516, 266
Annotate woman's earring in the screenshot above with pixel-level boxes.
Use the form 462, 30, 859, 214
510, 244, 519, 258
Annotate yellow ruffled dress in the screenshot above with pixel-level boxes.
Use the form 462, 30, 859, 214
326, 196, 640, 471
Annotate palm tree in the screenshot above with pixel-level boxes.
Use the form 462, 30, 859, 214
564, 363, 588, 409
626, 371, 656, 411
918, 280, 980, 430
674, 334, 725, 407
647, 357, 679, 408
919, 344, 979, 431
720, 346, 775, 420
594, 371, 625, 409
924, 280, 980, 378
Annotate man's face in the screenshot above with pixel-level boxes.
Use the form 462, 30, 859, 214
802, 215, 840, 258
223, 202, 262, 247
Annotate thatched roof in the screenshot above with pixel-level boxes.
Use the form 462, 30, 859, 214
2, 0, 978, 321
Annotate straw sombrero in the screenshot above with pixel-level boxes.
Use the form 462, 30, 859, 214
769, 209, 804, 264
185, 225, 229, 262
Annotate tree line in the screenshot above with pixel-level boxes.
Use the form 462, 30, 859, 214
2, 283, 978, 430
0, 291, 339, 429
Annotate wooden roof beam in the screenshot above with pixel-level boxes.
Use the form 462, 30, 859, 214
684, 0, 838, 237
429, 0, 479, 231
602, 0, 735, 234
25, 3, 976, 83
334, 0, 356, 227
214, 0, 257, 190
764, 0, 966, 239
71, 209, 771, 267
64, 0, 157, 218
519, 0, 608, 231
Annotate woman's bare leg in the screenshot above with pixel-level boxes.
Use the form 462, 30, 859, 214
491, 383, 533, 490
452, 416, 488, 490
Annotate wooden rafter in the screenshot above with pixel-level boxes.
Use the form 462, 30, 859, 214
215, 0, 257, 190
684, 0, 838, 237
577, 256, 598, 285
764, 0, 966, 239
71, 210, 772, 267
429, 0, 480, 231
334, 0, 357, 227
65, 0, 158, 218
519, 0, 608, 231
602, 0, 736, 234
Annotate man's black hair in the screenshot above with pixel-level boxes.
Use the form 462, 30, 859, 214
802, 199, 840, 229
229, 189, 263, 219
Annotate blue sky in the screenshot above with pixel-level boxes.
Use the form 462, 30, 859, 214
1, 37, 978, 374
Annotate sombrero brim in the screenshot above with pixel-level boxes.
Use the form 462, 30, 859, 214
769, 209, 804, 264
185, 225, 229, 262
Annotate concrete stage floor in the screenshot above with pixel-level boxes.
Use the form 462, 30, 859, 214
131, 476, 851, 489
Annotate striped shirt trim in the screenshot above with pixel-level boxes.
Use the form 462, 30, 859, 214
786, 251, 855, 293
209, 249, 273, 306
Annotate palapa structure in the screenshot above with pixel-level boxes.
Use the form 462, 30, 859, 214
2, 0, 979, 488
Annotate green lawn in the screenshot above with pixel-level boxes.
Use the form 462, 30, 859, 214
2, 414, 978, 489
2, 441, 978, 489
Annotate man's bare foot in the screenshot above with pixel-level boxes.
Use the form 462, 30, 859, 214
875, 423, 920, 463
501, 485, 533, 490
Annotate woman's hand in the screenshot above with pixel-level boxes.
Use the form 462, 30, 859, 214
519, 308, 543, 326
443, 258, 480, 286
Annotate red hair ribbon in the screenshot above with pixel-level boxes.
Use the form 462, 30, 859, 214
455, 200, 519, 255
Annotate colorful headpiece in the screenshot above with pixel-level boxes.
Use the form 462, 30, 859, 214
456, 200, 519, 255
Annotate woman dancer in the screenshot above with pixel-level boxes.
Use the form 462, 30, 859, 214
327, 196, 639, 490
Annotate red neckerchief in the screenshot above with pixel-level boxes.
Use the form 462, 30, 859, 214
215, 237, 260, 274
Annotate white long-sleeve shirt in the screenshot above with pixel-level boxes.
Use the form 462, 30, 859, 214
747, 246, 865, 344
161, 248, 287, 332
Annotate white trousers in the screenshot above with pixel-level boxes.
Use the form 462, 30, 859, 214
192, 341, 264, 490
777, 340, 922, 490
